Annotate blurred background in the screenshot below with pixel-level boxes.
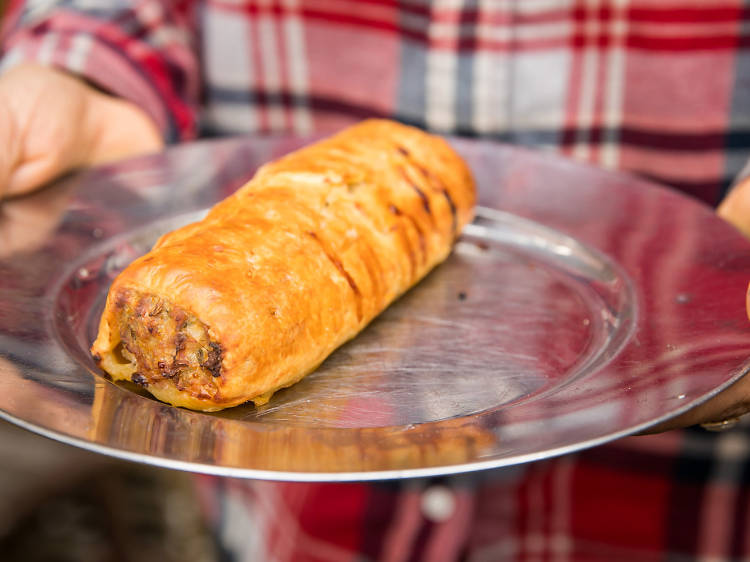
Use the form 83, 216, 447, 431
0, 421, 219, 562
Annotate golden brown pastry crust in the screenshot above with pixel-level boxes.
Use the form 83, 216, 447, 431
90, 119, 476, 411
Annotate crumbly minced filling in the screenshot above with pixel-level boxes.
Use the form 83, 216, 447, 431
111, 291, 222, 400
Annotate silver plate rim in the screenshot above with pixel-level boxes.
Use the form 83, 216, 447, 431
2, 135, 749, 480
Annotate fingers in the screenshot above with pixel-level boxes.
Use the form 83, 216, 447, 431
717, 176, 750, 237
4, 156, 68, 197
0, 65, 65, 200
642, 372, 750, 433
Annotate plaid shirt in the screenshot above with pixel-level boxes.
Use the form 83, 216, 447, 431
5, 0, 750, 205
3, 1, 750, 560
194, 420, 750, 561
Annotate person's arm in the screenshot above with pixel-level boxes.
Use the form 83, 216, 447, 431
0, 0, 200, 198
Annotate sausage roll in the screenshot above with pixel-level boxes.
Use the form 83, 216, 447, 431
90, 119, 476, 411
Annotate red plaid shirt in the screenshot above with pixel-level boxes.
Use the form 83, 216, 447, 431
4, 1, 750, 560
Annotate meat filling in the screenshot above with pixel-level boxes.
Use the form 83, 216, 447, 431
114, 291, 222, 400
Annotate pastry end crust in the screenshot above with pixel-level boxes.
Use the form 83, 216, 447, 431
92, 288, 239, 411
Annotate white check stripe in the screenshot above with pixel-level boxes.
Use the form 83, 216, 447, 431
282, 0, 312, 134
600, 1, 628, 169
23, 0, 58, 22
134, 0, 162, 27
696, 433, 749, 560
572, 1, 600, 161
572, 45, 597, 159
203, 7, 258, 132
0, 46, 24, 73
204, 8, 254, 90
514, 0, 575, 11
425, 0, 463, 133
220, 485, 267, 561
513, 50, 570, 132
407, 0, 576, 14
36, 30, 58, 65
551, 458, 574, 562
258, 13, 285, 131
426, 50, 458, 132
426, 21, 573, 43
66, 33, 93, 73
472, 50, 509, 134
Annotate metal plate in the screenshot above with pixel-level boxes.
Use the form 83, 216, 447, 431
1, 136, 749, 481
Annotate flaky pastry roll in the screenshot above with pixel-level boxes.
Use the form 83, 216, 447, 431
91, 119, 476, 411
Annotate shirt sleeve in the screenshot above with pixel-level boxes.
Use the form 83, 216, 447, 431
0, 0, 200, 142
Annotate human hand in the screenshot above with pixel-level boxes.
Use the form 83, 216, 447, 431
0, 63, 163, 199
644, 375, 750, 433
718, 175, 750, 238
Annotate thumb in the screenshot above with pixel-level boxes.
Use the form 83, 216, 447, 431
83, 91, 164, 168
0, 102, 21, 200
5, 156, 70, 197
